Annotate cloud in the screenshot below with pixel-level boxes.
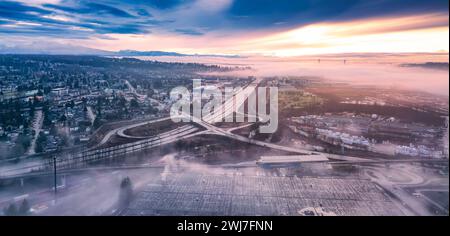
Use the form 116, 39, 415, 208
0, 0, 156, 38
0, 0, 448, 55
174, 28, 204, 36
13, 0, 61, 4
43, 2, 135, 18
0, 1, 52, 17
225, 0, 449, 29
2, 0, 448, 37
143, 0, 193, 10
0, 19, 11, 25
135, 8, 152, 17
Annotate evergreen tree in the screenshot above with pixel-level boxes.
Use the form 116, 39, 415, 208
118, 177, 134, 208
4, 203, 17, 216
19, 199, 30, 215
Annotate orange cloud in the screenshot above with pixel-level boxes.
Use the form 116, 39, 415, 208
84, 13, 449, 57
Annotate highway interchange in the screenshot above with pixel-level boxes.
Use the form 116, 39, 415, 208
2, 77, 447, 178
0, 77, 447, 216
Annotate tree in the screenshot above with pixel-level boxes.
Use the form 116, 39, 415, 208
43, 87, 51, 94
118, 97, 127, 108
16, 134, 31, 151
147, 89, 154, 97
18, 199, 30, 215
118, 177, 134, 208
153, 80, 163, 89
59, 114, 67, 124
130, 99, 139, 109
43, 110, 52, 127
29, 103, 35, 117
65, 100, 75, 109
96, 97, 103, 113
175, 140, 186, 152
147, 105, 158, 115
35, 131, 47, 153
93, 117, 103, 129
3, 203, 17, 216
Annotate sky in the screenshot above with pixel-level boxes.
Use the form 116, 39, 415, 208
0, 0, 449, 56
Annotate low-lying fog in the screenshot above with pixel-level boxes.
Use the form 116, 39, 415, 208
138, 53, 449, 96
33, 154, 448, 215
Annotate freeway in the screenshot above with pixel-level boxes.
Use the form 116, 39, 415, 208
202, 77, 262, 123
1, 157, 446, 216
124, 79, 165, 109
124, 79, 147, 101
91, 76, 368, 163
0, 76, 394, 179
2, 157, 446, 181
0, 125, 202, 177
0, 76, 371, 179
116, 117, 185, 139
0, 158, 448, 182
92, 116, 171, 148
187, 77, 329, 156
194, 116, 316, 155
444, 116, 449, 158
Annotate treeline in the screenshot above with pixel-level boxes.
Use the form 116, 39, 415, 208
0, 55, 236, 73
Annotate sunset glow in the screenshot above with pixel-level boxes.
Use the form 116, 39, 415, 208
1, 0, 448, 57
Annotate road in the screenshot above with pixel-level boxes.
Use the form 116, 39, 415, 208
202, 77, 262, 123
8, 76, 442, 178
195, 117, 316, 155
1, 157, 446, 215
86, 106, 96, 124
444, 116, 449, 158
116, 117, 183, 139
124, 79, 165, 110
361, 164, 449, 216
189, 77, 333, 156
1, 79, 448, 216
93, 77, 316, 156
26, 109, 43, 155
2, 155, 445, 181
0, 167, 165, 215
93, 116, 191, 147
416, 189, 449, 214
92, 117, 171, 148
0, 77, 361, 178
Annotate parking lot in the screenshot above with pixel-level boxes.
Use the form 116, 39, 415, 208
123, 172, 403, 216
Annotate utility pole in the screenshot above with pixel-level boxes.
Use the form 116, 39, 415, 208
53, 156, 57, 196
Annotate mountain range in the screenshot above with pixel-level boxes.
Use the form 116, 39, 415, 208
0, 43, 241, 58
